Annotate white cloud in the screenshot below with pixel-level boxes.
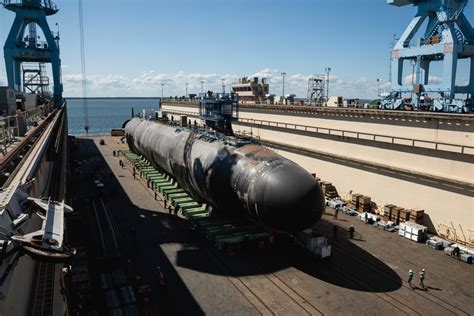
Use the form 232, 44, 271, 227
403, 74, 442, 85
60, 69, 388, 99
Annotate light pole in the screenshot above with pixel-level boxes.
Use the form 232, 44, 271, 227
200, 80, 204, 94
185, 82, 188, 98
325, 67, 331, 102
281, 72, 286, 98
161, 83, 165, 98
377, 78, 380, 97
221, 78, 225, 94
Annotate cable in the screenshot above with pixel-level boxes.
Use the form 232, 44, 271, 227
78, 0, 89, 134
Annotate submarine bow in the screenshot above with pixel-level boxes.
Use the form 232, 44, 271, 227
125, 118, 325, 233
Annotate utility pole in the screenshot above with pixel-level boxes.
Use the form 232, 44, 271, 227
200, 80, 204, 93
185, 82, 188, 98
325, 67, 331, 102
281, 72, 286, 97
161, 83, 165, 98
221, 78, 225, 94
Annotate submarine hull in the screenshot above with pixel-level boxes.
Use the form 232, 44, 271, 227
125, 118, 325, 233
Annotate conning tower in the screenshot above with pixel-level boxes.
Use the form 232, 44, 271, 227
2, 0, 63, 107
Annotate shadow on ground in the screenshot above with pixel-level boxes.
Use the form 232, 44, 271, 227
68, 137, 402, 315
68, 137, 204, 315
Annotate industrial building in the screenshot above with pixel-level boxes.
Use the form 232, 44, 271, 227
231, 77, 269, 104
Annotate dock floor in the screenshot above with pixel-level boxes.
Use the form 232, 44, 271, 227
68, 136, 473, 315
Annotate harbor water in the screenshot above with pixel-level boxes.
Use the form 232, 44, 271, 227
67, 98, 160, 136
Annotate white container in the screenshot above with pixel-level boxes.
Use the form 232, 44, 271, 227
320, 245, 331, 258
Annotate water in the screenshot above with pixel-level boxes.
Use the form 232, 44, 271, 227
67, 98, 160, 136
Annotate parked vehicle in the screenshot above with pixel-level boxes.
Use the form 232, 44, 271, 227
326, 198, 345, 209
342, 206, 357, 216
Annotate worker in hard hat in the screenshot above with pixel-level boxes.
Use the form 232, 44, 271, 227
419, 268, 426, 290
407, 269, 414, 289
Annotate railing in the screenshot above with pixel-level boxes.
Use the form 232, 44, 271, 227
24, 40, 50, 50
162, 108, 473, 155
238, 117, 473, 155
0, 106, 50, 156
162, 101, 474, 122
2, 0, 57, 11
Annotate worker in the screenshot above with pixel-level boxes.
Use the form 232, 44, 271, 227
155, 266, 166, 293
452, 246, 460, 259
168, 205, 172, 215
348, 225, 355, 239
419, 268, 426, 290
333, 207, 339, 219
174, 205, 180, 216
407, 269, 414, 289
333, 224, 338, 240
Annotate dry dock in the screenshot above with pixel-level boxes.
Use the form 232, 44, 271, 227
67, 135, 473, 315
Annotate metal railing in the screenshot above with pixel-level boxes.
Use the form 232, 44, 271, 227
0, 106, 50, 156
237, 117, 473, 155
162, 108, 473, 155
2, 0, 57, 11
162, 101, 474, 122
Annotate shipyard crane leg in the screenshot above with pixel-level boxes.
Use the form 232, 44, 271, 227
2, 0, 63, 107
382, 0, 474, 113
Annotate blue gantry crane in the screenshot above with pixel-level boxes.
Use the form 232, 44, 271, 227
381, 0, 474, 112
2, 0, 63, 107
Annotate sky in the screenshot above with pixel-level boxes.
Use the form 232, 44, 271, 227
0, 0, 473, 98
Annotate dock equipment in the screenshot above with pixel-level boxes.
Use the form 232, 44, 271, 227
307, 75, 326, 105
120, 150, 274, 252
382, 0, 474, 112
2, 0, 63, 107
198, 93, 239, 136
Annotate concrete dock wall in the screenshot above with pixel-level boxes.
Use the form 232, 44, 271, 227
163, 104, 474, 239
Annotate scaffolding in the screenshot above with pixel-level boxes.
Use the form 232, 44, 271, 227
307, 75, 326, 105
23, 63, 50, 96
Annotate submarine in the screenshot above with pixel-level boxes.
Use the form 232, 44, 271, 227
125, 117, 325, 233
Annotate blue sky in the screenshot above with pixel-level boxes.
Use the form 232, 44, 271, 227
0, 0, 473, 98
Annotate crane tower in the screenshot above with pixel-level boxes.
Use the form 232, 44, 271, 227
381, 0, 474, 112
2, 0, 63, 107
